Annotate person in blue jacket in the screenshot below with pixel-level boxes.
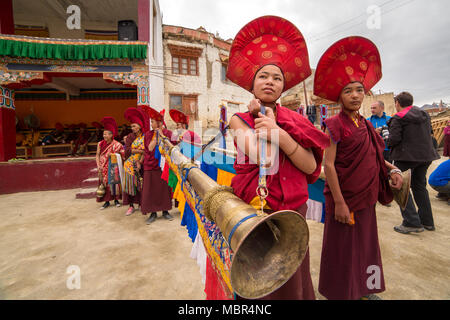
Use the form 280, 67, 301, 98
367, 100, 391, 162
429, 160, 450, 206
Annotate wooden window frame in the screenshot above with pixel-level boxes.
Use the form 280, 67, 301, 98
169, 94, 183, 111
172, 55, 199, 76
169, 93, 199, 120
221, 63, 228, 83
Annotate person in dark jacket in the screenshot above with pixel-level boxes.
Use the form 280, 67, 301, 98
387, 92, 440, 234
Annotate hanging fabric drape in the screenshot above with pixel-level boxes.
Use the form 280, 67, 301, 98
0, 36, 147, 61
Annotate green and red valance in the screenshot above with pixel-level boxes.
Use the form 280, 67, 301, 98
0, 35, 148, 61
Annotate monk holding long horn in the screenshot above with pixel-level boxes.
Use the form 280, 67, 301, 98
226, 15, 330, 300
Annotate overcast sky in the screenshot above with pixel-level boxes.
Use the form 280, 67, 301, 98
159, 0, 450, 106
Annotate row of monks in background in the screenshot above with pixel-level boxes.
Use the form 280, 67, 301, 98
16, 121, 132, 156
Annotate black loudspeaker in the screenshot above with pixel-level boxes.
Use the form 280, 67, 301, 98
118, 20, 138, 41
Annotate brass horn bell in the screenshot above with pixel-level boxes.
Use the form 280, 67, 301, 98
165, 141, 310, 299
391, 169, 411, 211
229, 208, 309, 299
96, 171, 106, 198
197, 176, 309, 299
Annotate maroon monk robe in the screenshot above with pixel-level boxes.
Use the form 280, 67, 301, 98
232, 105, 330, 212
231, 104, 330, 300
122, 132, 141, 206
319, 111, 392, 300
140, 129, 174, 215
124, 132, 136, 160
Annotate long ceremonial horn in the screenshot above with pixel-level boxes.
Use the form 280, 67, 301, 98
159, 136, 309, 299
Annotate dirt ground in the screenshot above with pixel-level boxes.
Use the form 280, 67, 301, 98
0, 158, 449, 300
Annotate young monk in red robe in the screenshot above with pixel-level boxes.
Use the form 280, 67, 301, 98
96, 116, 124, 209
169, 109, 202, 165
140, 106, 175, 224
314, 36, 403, 300
226, 15, 330, 300
169, 109, 202, 146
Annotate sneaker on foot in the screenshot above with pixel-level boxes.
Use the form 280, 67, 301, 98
125, 207, 135, 216
162, 211, 174, 221
394, 224, 424, 234
146, 212, 157, 224
436, 192, 447, 200
114, 200, 121, 207
423, 225, 435, 231
100, 202, 110, 210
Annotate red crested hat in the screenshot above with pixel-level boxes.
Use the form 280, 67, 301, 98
226, 15, 311, 92
101, 117, 118, 137
124, 107, 149, 132
55, 122, 64, 131
169, 109, 189, 125
313, 36, 382, 103
92, 121, 103, 129
142, 105, 166, 128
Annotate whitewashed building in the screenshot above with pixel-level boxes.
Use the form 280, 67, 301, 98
161, 25, 253, 133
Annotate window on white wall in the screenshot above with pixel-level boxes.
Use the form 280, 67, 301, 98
221, 64, 227, 82
172, 56, 198, 76
169, 94, 198, 120
168, 44, 202, 76
169, 95, 183, 111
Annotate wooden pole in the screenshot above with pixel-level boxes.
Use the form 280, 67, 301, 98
302, 81, 308, 106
